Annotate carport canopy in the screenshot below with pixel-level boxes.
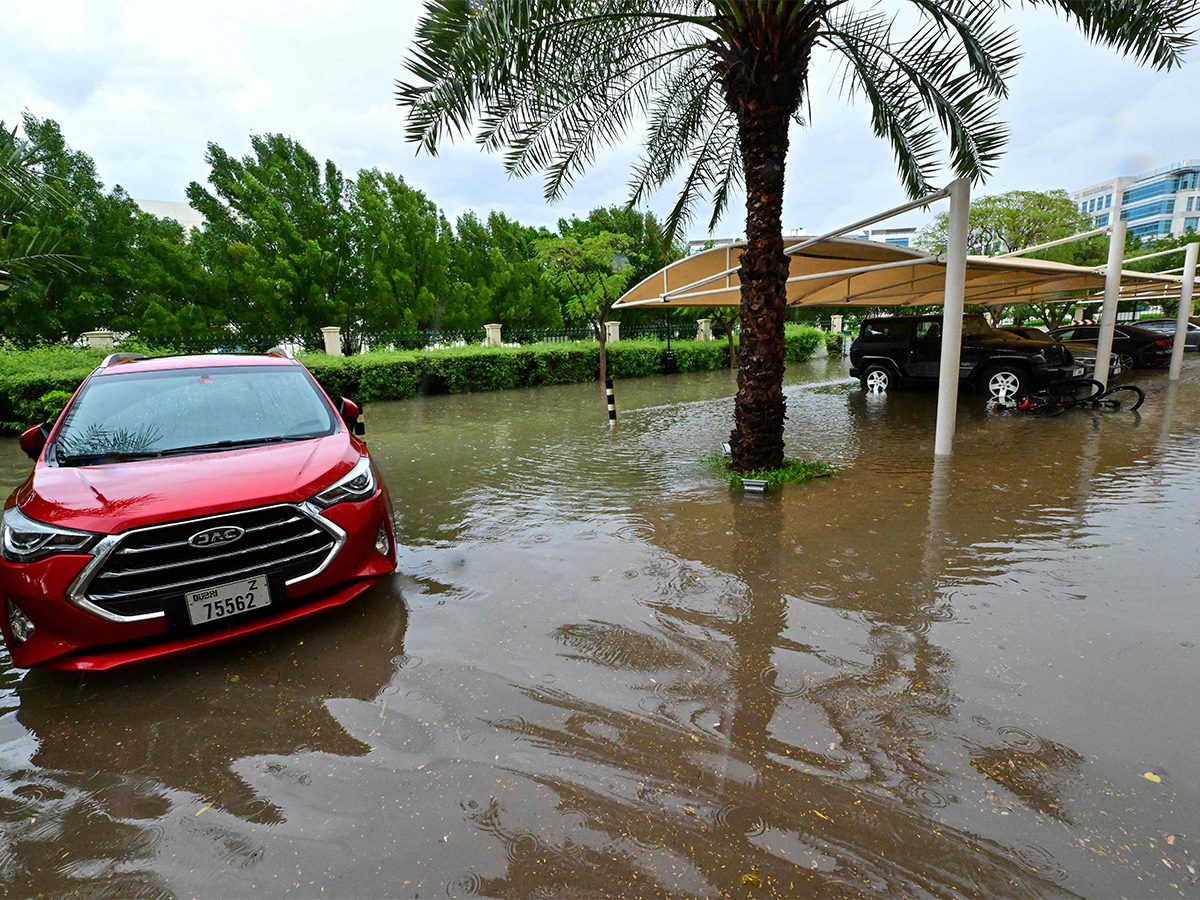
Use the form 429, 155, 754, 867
612, 237, 1182, 311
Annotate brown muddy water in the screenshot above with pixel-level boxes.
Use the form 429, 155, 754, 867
1, 356, 1199, 899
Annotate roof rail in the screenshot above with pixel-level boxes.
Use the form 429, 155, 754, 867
100, 352, 148, 369
266, 346, 294, 359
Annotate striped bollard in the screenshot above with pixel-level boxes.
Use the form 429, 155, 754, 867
605, 377, 616, 424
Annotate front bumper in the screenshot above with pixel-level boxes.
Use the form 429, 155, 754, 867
0, 495, 396, 670
1028, 364, 1085, 388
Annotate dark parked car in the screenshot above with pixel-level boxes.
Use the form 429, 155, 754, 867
1129, 318, 1200, 351
1000, 326, 1121, 378
1046, 323, 1174, 369
849, 314, 1083, 400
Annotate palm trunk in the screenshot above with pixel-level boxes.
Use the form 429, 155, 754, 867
728, 98, 793, 472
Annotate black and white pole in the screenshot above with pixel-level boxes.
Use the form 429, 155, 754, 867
605, 377, 617, 424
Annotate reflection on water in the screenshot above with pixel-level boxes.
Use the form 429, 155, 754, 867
1, 358, 1199, 897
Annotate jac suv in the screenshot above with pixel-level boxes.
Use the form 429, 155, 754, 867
0, 351, 396, 670
849, 314, 1083, 400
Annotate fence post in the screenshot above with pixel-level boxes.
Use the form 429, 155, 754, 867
484, 323, 503, 347
605, 321, 620, 343
83, 330, 114, 350
696, 318, 712, 341
321, 326, 343, 357
831, 314, 843, 334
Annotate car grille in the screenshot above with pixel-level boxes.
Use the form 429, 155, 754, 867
82, 505, 338, 619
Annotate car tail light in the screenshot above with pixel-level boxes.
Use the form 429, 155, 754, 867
1155, 339, 1172, 347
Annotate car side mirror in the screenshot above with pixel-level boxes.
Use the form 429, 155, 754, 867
19, 423, 50, 461
337, 398, 366, 435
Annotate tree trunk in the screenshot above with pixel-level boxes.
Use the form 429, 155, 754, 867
727, 89, 794, 472
596, 325, 607, 390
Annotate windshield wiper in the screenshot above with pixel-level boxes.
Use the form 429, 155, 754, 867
156, 434, 322, 457
58, 449, 165, 466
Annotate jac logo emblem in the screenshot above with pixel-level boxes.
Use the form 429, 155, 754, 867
188, 526, 245, 549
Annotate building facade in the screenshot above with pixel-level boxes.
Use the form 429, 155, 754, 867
1071, 161, 1200, 241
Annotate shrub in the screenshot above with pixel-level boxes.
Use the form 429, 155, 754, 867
823, 332, 845, 355
37, 390, 76, 424
703, 454, 835, 489
783, 324, 823, 362
0, 332, 785, 432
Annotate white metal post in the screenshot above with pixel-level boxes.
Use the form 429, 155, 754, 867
1093, 216, 1127, 390
934, 178, 970, 457
1169, 242, 1197, 381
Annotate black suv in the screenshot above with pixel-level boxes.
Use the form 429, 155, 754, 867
849, 314, 1083, 399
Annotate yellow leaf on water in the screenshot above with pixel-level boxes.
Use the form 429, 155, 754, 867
1144, 772, 1162, 783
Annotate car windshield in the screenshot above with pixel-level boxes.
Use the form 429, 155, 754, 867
53, 365, 337, 465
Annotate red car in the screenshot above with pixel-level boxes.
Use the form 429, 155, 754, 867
0, 351, 396, 671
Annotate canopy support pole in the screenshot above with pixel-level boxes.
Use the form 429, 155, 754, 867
934, 178, 970, 457
1169, 242, 1197, 381
1093, 216, 1128, 391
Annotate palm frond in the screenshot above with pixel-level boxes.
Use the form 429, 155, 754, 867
822, 5, 1020, 194
1016, 0, 1199, 69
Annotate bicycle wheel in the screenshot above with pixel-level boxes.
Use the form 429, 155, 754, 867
1094, 385, 1145, 412
1049, 378, 1104, 405
1033, 400, 1065, 417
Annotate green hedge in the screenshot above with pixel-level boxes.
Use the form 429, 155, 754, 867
0, 328, 831, 431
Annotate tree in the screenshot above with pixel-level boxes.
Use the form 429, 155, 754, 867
450, 211, 563, 332
916, 188, 1094, 325
916, 190, 1091, 256
398, 1, 1195, 470
351, 168, 456, 336
187, 134, 358, 338
709, 307, 740, 369
536, 231, 635, 385
0, 118, 79, 297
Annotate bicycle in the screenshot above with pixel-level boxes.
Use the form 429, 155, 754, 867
990, 378, 1144, 416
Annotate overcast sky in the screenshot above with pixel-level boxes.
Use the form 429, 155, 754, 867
4, 1, 1198, 241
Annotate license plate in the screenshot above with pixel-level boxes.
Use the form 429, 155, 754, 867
185, 576, 271, 625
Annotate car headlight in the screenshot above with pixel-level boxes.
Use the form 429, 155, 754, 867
309, 457, 377, 509
1, 506, 100, 563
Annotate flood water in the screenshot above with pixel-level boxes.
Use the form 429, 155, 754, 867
1, 357, 1199, 898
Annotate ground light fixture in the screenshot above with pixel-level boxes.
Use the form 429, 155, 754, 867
721, 442, 732, 456
742, 479, 769, 494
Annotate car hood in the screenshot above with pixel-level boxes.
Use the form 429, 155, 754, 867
14, 433, 362, 534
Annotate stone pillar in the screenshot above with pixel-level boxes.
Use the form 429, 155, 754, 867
484, 323, 503, 347
831, 314, 844, 333
321, 326, 343, 357
83, 330, 114, 350
696, 318, 712, 341
605, 321, 620, 343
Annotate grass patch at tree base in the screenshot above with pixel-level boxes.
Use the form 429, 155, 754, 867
703, 454, 834, 490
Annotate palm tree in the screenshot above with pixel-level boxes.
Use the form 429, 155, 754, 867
397, 0, 1196, 471
0, 121, 77, 290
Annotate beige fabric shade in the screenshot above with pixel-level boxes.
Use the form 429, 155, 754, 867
612, 237, 1182, 310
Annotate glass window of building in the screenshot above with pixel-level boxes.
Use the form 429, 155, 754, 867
1187, 217, 1199, 231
